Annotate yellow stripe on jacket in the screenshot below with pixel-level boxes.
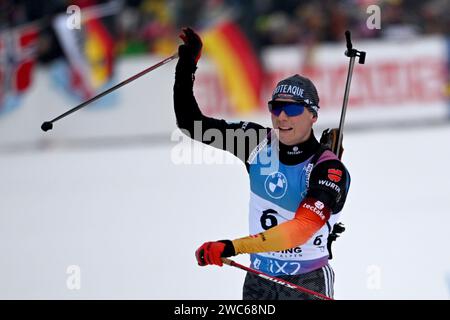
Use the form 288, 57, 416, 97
232, 197, 331, 254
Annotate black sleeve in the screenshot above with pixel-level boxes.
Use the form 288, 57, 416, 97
306, 159, 350, 214
173, 56, 269, 164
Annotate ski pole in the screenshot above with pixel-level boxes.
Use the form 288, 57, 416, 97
221, 258, 333, 300
41, 53, 179, 132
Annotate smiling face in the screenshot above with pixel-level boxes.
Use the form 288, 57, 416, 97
270, 99, 317, 145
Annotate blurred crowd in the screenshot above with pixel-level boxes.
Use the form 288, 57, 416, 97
1, 0, 449, 60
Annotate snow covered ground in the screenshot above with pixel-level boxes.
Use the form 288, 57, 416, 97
1, 124, 450, 299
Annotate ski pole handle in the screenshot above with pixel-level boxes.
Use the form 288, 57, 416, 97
345, 30, 353, 52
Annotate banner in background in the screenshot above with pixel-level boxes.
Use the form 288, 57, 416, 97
0, 36, 448, 148
262, 36, 448, 111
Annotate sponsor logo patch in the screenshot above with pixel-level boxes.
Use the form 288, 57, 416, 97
273, 84, 305, 98
318, 179, 341, 193
264, 172, 288, 199
314, 201, 324, 210
303, 202, 326, 220
287, 146, 302, 156
328, 168, 342, 183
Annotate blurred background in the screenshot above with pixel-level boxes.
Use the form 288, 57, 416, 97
0, 0, 449, 299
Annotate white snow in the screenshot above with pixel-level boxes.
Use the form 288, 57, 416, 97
1, 124, 450, 299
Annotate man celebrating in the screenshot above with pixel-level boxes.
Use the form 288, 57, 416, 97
174, 27, 350, 300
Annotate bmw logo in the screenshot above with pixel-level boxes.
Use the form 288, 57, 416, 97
264, 172, 288, 199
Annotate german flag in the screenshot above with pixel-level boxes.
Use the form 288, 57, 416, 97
84, 17, 115, 89
202, 21, 263, 113
52, 1, 118, 102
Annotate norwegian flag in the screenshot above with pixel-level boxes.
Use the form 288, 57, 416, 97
0, 23, 39, 115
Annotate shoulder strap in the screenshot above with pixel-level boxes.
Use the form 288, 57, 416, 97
309, 144, 330, 167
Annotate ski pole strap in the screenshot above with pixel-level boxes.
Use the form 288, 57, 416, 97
221, 258, 333, 300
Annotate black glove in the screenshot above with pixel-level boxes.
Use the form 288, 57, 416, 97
178, 27, 203, 64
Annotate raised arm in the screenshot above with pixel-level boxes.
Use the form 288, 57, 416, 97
174, 27, 267, 164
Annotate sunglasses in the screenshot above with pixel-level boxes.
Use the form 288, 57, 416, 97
268, 101, 305, 117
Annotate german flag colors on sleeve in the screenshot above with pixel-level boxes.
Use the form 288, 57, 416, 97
232, 197, 331, 254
